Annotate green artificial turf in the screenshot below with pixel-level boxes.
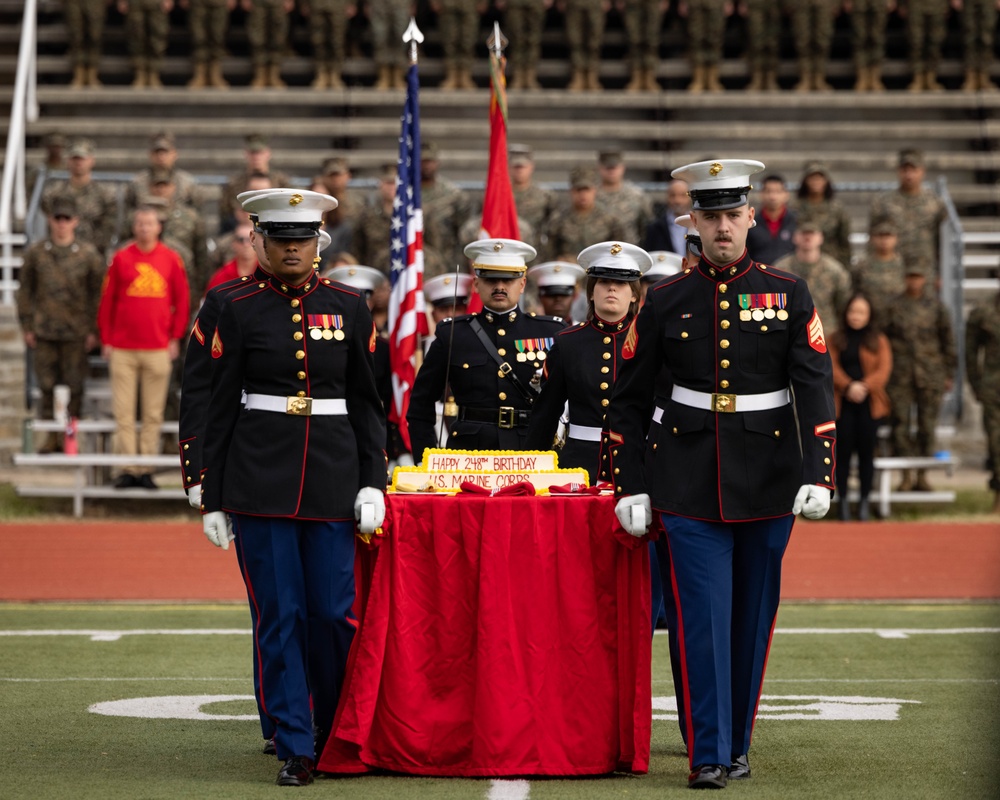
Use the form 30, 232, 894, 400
0, 603, 997, 799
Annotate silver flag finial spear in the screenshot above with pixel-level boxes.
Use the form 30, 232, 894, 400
486, 21, 507, 60
402, 18, 424, 65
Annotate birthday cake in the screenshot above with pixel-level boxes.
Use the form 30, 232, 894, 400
391, 449, 589, 493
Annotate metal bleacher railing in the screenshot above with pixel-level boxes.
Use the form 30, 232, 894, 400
0, 0, 38, 306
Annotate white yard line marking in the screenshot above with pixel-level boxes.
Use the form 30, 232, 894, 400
654, 627, 1000, 640
487, 780, 530, 800
0, 629, 250, 642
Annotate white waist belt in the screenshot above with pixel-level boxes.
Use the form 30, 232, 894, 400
568, 423, 602, 442
671, 385, 790, 413
244, 393, 347, 416
652, 406, 665, 424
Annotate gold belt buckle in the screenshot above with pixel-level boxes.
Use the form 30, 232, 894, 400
286, 396, 313, 416
497, 406, 516, 429
711, 393, 737, 413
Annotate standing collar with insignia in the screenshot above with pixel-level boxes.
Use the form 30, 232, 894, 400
266, 268, 320, 298
698, 249, 753, 283
482, 308, 518, 324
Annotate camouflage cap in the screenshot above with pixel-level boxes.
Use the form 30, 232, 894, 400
377, 163, 397, 182
322, 156, 349, 175
67, 138, 95, 158
802, 160, 830, 180
509, 143, 533, 166
43, 132, 67, 149
150, 131, 176, 151
598, 149, 623, 167
898, 148, 925, 168
796, 220, 823, 234
570, 164, 598, 189
47, 194, 78, 218
903, 256, 930, 276
245, 133, 269, 152
870, 217, 898, 236
420, 140, 440, 160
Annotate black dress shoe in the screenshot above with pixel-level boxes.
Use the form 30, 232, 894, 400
136, 473, 158, 489
276, 756, 314, 786
729, 754, 751, 779
688, 764, 727, 789
262, 737, 276, 755
113, 474, 138, 489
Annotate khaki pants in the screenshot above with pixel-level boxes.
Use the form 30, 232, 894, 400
109, 348, 171, 476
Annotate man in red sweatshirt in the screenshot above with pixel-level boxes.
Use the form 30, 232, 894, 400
98, 204, 190, 488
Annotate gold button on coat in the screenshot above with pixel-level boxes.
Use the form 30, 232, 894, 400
720, 380, 729, 389
602, 352, 611, 360
681, 332, 689, 339
601, 366, 609, 374
720, 300, 729, 310
497, 328, 506, 336
603, 336, 611, 344
292, 314, 302, 323
720, 320, 730, 330
297, 371, 306, 380
720, 339, 730, 349
600, 382, 608, 390
601, 399, 609, 407
721, 359, 730, 368
718, 283, 728, 293
290, 299, 300, 308
498, 348, 506, 356
293, 332, 303, 341
295, 350, 305, 360
499, 392, 507, 400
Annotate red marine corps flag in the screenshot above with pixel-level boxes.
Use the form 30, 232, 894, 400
468, 23, 519, 314
387, 19, 429, 453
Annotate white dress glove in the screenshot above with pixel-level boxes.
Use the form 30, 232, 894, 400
614, 493, 652, 538
792, 484, 832, 520
186, 484, 202, 510
202, 511, 233, 550
354, 487, 386, 534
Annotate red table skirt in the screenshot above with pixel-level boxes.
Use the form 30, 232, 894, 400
319, 493, 652, 777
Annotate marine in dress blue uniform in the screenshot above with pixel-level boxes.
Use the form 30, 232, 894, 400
525, 243, 650, 482
199, 189, 387, 787
608, 160, 836, 789
179, 195, 333, 756
422, 271, 474, 447
527, 260, 586, 326
407, 239, 566, 462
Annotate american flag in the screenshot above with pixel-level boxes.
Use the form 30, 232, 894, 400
387, 62, 428, 454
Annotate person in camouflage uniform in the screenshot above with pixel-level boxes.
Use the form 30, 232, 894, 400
182, 0, 232, 89
367, 0, 411, 90
301, 0, 356, 89
500, 0, 551, 89
883, 261, 957, 490
774, 222, 852, 331
42, 138, 117, 258
957, 0, 998, 91
595, 149, 650, 245
793, 161, 852, 267
901, 0, 948, 91
739, 0, 783, 91
432, 0, 486, 90
126, 132, 200, 212
965, 289, 1000, 511
683, 0, 732, 93
147, 170, 209, 304
510, 143, 557, 253
546, 165, 626, 260
17, 196, 105, 451
243, 0, 294, 88
351, 164, 396, 274
618, 0, 666, 92
850, 216, 905, 324
869, 148, 946, 284
849, 0, 892, 91
62, 0, 107, 87
117, 0, 172, 88
219, 134, 291, 231
560, 0, 608, 91
28, 133, 66, 200
788, 0, 838, 92
421, 141, 473, 272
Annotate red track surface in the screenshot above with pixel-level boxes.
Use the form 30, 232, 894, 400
0, 520, 998, 602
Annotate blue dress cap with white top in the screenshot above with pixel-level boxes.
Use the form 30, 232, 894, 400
644, 251, 684, 282
240, 188, 338, 239
527, 261, 586, 296
670, 159, 766, 211
464, 238, 537, 279
424, 271, 474, 307
577, 241, 653, 282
